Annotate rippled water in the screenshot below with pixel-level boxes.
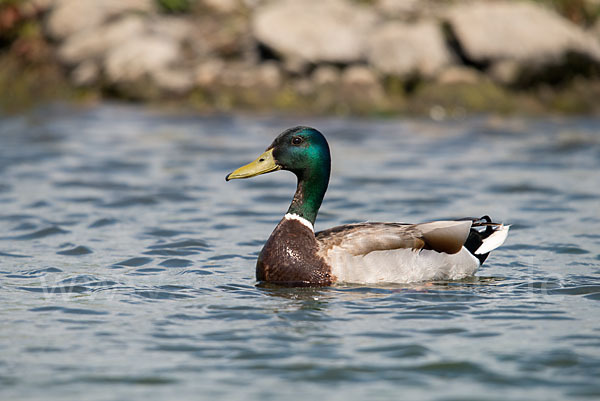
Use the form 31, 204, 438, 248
1, 105, 599, 401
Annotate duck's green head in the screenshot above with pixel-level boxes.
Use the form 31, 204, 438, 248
226, 126, 330, 181
226, 126, 331, 224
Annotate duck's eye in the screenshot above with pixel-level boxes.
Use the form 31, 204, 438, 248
291, 136, 303, 145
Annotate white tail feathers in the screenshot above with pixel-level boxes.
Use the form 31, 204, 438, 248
475, 225, 510, 255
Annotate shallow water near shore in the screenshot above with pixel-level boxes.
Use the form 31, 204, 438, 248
1, 105, 599, 401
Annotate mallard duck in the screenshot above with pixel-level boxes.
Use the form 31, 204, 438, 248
226, 126, 509, 286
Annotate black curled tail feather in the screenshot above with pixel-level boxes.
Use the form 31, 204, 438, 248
463, 215, 502, 265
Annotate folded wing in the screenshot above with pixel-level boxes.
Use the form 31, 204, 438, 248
316, 220, 472, 256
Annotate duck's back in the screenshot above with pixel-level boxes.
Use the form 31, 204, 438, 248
316, 221, 481, 284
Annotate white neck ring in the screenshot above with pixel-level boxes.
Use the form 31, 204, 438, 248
284, 213, 314, 232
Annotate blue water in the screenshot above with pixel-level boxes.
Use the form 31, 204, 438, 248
1, 105, 599, 401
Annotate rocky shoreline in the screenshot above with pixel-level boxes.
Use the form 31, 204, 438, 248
2, 0, 600, 115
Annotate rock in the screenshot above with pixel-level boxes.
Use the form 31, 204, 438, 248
445, 1, 600, 65
437, 66, 483, 85
70, 60, 100, 86
148, 16, 196, 43
256, 61, 283, 89
104, 35, 180, 85
592, 19, 600, 41
368, 21, 453, 78
376, 0, 446, 20
252, 0, 377, 64
241, 0, 268, 9
293, 78, 315, 97
191, 15, 251, 59
342, 65, 379, 86
200, 62, 279, 89
341, 65, 384, 102
220, 63, 255, 88
57, 16, 146, 65
46, 0, 155, 40
281, 57, 310, 75
195, 59, 227, 88
153, 68, 195, 94
376, 0, 420, 17
202, 60, 283, 89
58, 13, 197, 92
312, 65, 341, 86
19, 0, 55, 18
202, 0, 240, 14
488, 60, 521, 85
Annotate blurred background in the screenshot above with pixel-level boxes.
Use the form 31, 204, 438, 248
2, 2, 600, 401
1, 0, 600, 116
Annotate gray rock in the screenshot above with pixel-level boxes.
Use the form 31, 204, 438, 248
153, 68, 195, 94
199, 61, 280, 90
312, 65, 341, 86
445, 1, 600, 65
376, 0, 420, 18
190, 14, 252, 60
202, 0, 240, 14
368, 21, 453, 77
242, 0, 268, 10
70, 60, 100, 86
148, 16, 196, 43
58, 13, 197, 92
341, 65, 384, 102
19, 0, 55, 18
220, 63, 257, 88
195, 59, 227, 88
252, 0, 377, 64
57, 16, 146, 65
437, 66, 484, 85
293, 78, 315, 97
256, 61, 283, 89
104, 35, 181, 85
46, 0, 155, 40
281, 57, 310, 75
592, 19, 600, 41
488, 60, 521, 86
376, 0, 447, 21
341, 65, 380, 86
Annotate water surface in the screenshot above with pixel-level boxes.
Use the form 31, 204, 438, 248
1, 105, 599, 401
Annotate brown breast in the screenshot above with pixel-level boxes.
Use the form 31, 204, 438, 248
256, 218, 335, 286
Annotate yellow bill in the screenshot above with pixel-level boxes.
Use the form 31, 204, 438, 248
226, 148, 280, 181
